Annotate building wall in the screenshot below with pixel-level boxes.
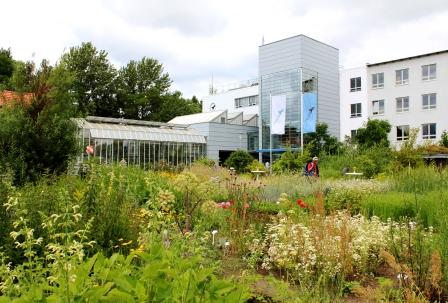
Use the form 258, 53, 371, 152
300, 36, 340, 138
202, 85, 259, 116
189, 123, 258, 161
339, 67, 368, 139
258, 35, 340, 139
367, 52, 448, 145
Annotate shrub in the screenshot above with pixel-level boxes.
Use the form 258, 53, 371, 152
356, 119, 392, 149
224, 150, 254, 173
247, 159, 265, 172
271, 147, 310, 173
393, 128, 423, 169
440, 130, 448, 148
0, 63, 79, 186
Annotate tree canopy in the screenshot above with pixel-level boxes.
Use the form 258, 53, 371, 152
355, 119, 392, 149
0, 48, 14, 88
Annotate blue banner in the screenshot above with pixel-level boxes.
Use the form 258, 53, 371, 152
302, 92, 317, 133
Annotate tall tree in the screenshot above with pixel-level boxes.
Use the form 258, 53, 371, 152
117, 57, 171, 120
0, 48, 14, 88
0, 60, 79, 186
60, 42, 117, 117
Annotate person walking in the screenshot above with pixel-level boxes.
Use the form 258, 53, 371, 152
304, 156, 319, 178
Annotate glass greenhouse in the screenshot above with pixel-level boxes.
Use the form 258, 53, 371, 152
75, 116, 206, 168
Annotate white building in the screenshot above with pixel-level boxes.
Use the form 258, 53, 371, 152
202, 79, 259, 116
200, 34, 340, 162
366, 50, 448, 145
169, 111, 258, 163
339, 66, 368, 140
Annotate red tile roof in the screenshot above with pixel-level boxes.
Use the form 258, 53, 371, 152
0, 90, 34, 107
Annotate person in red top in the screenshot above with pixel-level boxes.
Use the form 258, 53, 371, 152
304, 156, 319, 177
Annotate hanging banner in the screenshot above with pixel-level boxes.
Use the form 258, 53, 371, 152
271, 95, 286, 135
303, 92, 317, 133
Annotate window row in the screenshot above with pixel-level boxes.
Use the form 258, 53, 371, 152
351, 123, 438, 141
350, 64, 437, 92
371, 93, 437, 116
371, 64, 436, 89
235, 95, 258, 108
396, 123, 437, 141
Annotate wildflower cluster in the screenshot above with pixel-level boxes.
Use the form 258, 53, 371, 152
248, 211, 392, 282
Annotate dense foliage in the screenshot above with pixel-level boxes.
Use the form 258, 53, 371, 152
0, 48, 14, 88
224, 150, 254, 173
304, 123, 341, 156
0, 62, 79, 186
0, 158, 447, 301
356, 119, 392, 149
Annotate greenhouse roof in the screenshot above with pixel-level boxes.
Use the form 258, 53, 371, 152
75, 117, 206, 144
168, 111, 226, 125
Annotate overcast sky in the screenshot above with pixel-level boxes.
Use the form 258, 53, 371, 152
2, 0, 448, 98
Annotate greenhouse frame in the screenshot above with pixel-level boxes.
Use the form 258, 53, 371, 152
75, 116, 207, 168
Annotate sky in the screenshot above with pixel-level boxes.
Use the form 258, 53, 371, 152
1, 0, 448, 98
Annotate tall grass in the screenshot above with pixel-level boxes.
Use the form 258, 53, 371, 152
261, 174, 323, 202
361, 191, 448, 228
390, 165, 448, 193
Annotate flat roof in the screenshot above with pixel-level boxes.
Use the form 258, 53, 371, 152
259, 34, 339, 50
367, 50, 448, 67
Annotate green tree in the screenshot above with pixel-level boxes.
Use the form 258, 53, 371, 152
9, 60, 35, 92
0, 48, 14, 88
224, 150, 254, 173
117, 57, 171, 120
60, 42, 118, 117
155, 92, 202, 122
356, 119, 392, 149
0, 60, 79, 186
304, 123, 340, 156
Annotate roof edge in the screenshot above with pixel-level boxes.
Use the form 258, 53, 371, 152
367, 50, 448, 67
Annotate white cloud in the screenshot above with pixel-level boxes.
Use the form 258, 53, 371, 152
1, 0, 447, 98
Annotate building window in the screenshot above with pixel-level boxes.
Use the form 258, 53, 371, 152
422, 93, 436, 110
350, 103, 362, 118
372, 100, 384, 116
249, 96, 258, 106
235, 95, 258, 108
422, 64, 436, 81
372, 72, 384, 89
350, 129, 357, 139
396, 96, 409, 112
350, 77, 361, 92
396, 125, 409, 141
395, 68, 409, 85
220, 117, 226, 123
422, 123, 436, 139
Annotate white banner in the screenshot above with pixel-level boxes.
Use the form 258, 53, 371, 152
271, 95, 286, 135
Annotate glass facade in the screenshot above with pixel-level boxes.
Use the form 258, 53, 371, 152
259, 68, 318, 156
77, 118, 206, 168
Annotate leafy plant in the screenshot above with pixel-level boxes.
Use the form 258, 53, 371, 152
224, 150, 254, 173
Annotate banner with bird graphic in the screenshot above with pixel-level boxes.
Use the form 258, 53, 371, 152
303, 92, 317, 133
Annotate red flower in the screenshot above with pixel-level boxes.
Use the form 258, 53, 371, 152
296, 199, 308, 209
